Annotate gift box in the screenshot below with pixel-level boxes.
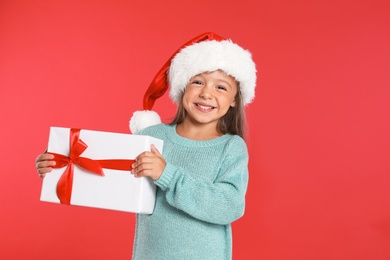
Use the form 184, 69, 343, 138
40, 127, 163, 214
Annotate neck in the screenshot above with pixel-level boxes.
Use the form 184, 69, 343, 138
176, 121, 222, 141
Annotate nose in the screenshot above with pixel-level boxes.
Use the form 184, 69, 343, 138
199, 86, 212, 99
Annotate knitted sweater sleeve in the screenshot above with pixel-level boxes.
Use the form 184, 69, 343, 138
154, 137, 249, 225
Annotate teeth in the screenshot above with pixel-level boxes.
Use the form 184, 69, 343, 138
197, 104, 213, 110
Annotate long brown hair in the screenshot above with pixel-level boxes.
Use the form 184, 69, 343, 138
169, 85, 247, 139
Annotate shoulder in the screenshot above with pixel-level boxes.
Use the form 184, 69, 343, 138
225, 134, 247, 149
136, 123, 171, 137
220, 134, 248, 159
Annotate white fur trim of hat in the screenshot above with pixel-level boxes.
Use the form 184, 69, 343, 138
168, 39, 257, 105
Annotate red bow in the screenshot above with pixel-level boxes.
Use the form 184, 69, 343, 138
49, 128, 135, 205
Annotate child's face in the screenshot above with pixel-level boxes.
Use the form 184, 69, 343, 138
181, 70, 238, 128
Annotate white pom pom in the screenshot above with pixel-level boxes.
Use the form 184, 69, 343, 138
129, 110, 162, 134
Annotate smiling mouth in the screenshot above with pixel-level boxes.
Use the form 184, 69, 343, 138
195, 103, 215, 110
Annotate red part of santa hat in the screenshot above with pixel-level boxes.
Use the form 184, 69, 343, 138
143, 32, 225, 111
129, 32, 257, 133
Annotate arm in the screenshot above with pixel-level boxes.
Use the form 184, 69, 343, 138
155, 138, 249, 225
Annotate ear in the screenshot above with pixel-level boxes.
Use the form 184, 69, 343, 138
230, 91, 238, 107
230, 83, 240, 108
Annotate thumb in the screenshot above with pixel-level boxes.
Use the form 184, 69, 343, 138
151, 144, 162, 156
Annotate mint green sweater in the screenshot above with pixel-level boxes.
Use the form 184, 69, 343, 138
132, 124, 249, 260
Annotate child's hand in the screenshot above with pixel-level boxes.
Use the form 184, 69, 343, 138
131, 144, 166, 181
35, 153, 56, 178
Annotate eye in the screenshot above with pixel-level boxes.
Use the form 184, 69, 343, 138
191, 80, 203, 85
217, 85, 227, 91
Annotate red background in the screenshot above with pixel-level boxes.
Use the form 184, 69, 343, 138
1, 0, 389, 259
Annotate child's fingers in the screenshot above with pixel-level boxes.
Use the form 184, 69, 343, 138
35, 153, 56, 177
134, 155, 154, 165
37, 165, 54, 175
133, 156, 155, 170
36, 159, 56, 168
131, 157, 162, 178
132, 156, 149, 176
36, 160, 56, 171
35, 153, 54, 163
131, 147, 165, 180
131, 161, 152, 177
151, 144, 162, 156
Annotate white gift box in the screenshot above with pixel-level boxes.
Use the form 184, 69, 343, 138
40, 127, 163, 214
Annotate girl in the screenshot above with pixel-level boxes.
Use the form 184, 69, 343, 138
36, 32, 257, 259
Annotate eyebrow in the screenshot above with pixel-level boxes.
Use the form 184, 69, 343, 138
218, 79, 232, 85
217, 79, 234, 89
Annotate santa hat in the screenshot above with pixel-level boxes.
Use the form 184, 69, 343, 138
129, 32, 257, 133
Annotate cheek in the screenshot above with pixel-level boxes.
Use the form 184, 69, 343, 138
220, 100, 233, 113
182, 88, 199, 102
182, 92, 190, 104
183, 87, 197, 97
181, 93, 192, 110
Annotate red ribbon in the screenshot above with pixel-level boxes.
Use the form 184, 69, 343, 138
49, 128, 135, 205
